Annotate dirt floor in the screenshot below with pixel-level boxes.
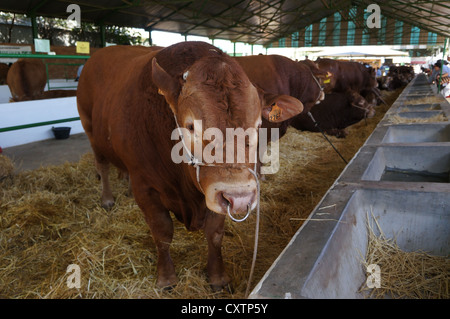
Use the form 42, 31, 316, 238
0, 88, 402, 299
3, 133, 91, 172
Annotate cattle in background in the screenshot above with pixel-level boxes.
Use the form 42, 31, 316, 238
315, 58, 378, 95
235, 54, 329, 139
290, 91, 375, 138
37, 89, 77, 99
385, 65, 415, 90
6, 58, 47, 101
0, 63, 10, 85
77, 42, 303, 290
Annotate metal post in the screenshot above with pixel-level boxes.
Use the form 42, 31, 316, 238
233, 42, 236, 56
251, 44, 254, 55
100, 23, 106, 48
30, 13, 38, 40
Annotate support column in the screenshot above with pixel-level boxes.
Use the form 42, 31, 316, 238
144, 27, 153, 46
30, 13, 38, 40
100, 23, 106, 48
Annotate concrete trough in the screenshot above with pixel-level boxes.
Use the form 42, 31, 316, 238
389, 110, 446, 119
380, 123, 450, 144
397, 103, 441, 112
361, 145, 450, 183
249, 186, 450, 299
250, 74, 450, 299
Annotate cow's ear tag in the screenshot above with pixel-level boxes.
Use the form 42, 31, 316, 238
268, 103, 282, 122
323, 78, 331, 84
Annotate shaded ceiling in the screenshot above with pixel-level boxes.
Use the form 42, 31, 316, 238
0, 0, 449, 46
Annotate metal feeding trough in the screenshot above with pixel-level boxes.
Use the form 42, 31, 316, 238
250, 74, 450, 299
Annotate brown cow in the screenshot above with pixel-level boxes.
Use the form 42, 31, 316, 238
290, 91, 375, 138
235, 55, 329, 139
37, 89, 77, 99
0, 63, 10, 85
6, 58, 47, 101
77, 42, 303, 290
316, 58, 377, 93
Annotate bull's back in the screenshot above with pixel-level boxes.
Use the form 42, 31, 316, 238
77, 45, 160, 130
77, 46, 162, 166
7, 59, 46, 101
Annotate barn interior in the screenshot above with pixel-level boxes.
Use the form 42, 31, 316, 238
0, 0, 449, 300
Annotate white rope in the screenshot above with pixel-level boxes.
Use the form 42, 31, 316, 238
172, 112, 261, 295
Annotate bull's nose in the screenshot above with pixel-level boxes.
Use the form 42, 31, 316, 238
218, 191, 255, 216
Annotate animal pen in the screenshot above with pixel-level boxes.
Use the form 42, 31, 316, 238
0, 0, 449, 301
2, 78, 448, 298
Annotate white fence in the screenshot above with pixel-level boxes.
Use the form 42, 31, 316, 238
0, 96, 84, 148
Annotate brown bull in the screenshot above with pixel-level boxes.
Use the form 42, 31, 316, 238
77, 42, 303, 290
290, 91, 375, 138
234, 54, 329, 139
6, 58, 47, 101
0, 63, 10, 85
316, 58, 377, 93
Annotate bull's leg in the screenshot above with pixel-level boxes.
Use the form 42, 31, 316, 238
132, 185, 177, 289
94, 158, 115, 209
204, 210, 230, 291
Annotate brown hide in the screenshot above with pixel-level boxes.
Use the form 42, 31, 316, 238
77, 42, 303, 289
38, 89, 77, 99
0, 63, 9, 85
7, 58, 47, 101
234, 54, 324, 139
316, 58, 377, 93
290, 91, 375, 138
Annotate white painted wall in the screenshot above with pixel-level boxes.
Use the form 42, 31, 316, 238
0, 96, 85, 148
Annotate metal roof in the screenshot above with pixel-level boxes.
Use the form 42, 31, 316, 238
0, 0, 449, 46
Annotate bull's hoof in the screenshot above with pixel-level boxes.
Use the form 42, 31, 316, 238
211, 282, 233, 294
101, 198, 115, 210
209, 274, 231, 292
157, 274, 178, 290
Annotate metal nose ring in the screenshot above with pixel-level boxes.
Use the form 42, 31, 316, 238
227, 203, 252, 223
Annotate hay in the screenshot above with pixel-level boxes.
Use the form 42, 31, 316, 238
0, 154, 14, 181
360, 212, 449, 299
0, 89, 402, 299
387, 114, 448, 124
406, 96, 443, 105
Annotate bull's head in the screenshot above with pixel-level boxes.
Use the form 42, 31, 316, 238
152, 53, 303, 218
348, 91, 376, 119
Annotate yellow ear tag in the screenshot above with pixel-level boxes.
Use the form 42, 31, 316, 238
268, 103, 282, 122
323, 78, 331, 84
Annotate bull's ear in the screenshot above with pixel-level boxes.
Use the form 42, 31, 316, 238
151, 58, 179, 106
262, 94, 304, 123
